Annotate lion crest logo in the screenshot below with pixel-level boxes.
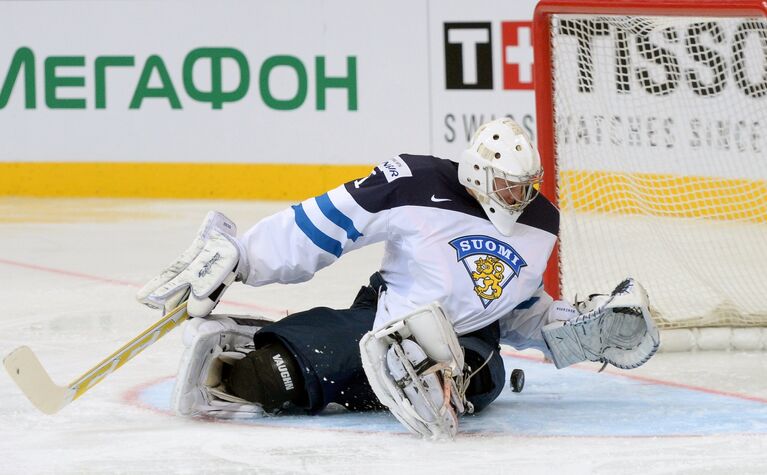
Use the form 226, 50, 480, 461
450, 235, 527, 308
471, 255, 505, 300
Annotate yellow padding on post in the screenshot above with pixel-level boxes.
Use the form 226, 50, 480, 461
0, 162, 374, 201
559, 170, 767, 223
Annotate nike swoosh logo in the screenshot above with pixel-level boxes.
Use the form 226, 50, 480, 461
430, 195, 451, 202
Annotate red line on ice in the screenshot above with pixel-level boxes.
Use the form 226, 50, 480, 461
0, 257, 138, 286
502, 350, 767, 405
0, 257, 288, 317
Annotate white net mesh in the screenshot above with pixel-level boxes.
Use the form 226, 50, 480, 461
549, 13, 767, 329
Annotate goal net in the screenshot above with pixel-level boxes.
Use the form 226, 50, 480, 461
534, 0, 767, 350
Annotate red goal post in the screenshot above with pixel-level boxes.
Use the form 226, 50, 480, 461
533, 0, 767, 350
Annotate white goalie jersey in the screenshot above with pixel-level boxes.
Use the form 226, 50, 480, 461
238, 154, 560, 351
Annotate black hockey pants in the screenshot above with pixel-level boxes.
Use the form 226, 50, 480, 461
252, 273, 505, 414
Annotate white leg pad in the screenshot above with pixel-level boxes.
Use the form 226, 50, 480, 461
360, 302, 465, 439
173, 315, 267, 419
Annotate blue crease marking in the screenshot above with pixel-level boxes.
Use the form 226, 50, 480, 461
136, 355, 767, 437
292, 204, 343, 257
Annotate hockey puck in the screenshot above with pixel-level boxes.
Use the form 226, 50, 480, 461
509, 368, 525, 393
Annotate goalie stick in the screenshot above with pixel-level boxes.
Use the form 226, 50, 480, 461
3, 300, 189, 415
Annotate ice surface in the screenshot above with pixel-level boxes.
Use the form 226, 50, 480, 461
1, 197, 766, 474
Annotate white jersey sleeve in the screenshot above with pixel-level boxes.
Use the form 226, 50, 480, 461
237, 166, 391, 286
498, 286, 578, 355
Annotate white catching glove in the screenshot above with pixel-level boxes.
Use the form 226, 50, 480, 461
137, 211, 249, 317
542, 278, 660, 370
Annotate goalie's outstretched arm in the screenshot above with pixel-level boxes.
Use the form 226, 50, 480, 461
498, 285, 576, 355
500, 279, 660, 370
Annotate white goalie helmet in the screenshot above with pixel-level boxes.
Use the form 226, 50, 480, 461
458, 118, 543, 235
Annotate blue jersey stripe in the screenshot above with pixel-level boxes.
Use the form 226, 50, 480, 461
315, 193, 363, 241
515, 281, 544, 310
514, 296, 540, 310
292, 204, 343, 257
